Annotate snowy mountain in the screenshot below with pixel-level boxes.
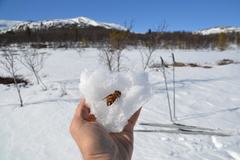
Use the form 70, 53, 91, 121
0, 20, 23, 31
0, 17, 127, 33
194, 26, 240, 35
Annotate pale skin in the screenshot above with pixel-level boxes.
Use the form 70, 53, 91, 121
69, 98, 141, 160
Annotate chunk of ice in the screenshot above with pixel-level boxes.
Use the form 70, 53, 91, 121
79, 68, 152, 132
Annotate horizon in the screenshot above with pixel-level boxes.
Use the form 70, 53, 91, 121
1, 17, 240, 34
0, 0, 240, 33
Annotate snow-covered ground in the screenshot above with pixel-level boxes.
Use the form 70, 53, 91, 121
0, 47, 240, 160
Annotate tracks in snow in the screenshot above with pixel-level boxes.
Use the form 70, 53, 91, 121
135, 123, 232, 137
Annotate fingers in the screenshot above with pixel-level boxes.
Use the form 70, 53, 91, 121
129, 107, 142, 126
70, 98, 88, 135
75, 98, 141, 131
75, 97, 96, 122
123, 107, 142, 132
75, 97, 90, 120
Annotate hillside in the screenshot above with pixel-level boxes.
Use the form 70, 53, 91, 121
0, 17, 127, 33
1, 17, 240, 35
0, 17, 239, 50
194, 26, 240, 35
0, 20, 23, 31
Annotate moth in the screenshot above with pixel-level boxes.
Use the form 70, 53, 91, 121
102, 90, 121, 106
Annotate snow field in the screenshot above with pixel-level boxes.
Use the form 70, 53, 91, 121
0, 48, 240, 160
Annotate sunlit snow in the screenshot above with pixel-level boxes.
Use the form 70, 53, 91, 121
79, 68, 152, 132
0, 47, 240, 160
0, 17, 127, 34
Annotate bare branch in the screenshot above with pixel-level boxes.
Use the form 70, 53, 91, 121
98, 46, 116, 71
123, 19, 135, 31
0, 46, 23, 106
18, 48, 49, 90
140, 20, 168, 71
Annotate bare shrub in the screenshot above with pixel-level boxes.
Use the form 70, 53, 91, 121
18, 48, 49, 90
98, 46, 116, 71
0, 47, 24, 106
140, 20, 168, 71
60, 83, 67, 97
98, 20, 134, 72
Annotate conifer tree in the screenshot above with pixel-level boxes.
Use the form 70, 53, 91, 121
25, 26, 31, 41
147, 29, 152, 34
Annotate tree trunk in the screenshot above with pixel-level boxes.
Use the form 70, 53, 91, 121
13, 76, 23, 107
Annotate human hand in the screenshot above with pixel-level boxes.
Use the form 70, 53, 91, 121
70, 98, 141, 160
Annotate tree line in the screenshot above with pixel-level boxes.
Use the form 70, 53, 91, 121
0, 24, 239, 50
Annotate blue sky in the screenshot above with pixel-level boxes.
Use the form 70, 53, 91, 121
0, 0, 239, 33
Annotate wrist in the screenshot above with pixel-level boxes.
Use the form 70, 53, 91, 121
84, 154, 118, 160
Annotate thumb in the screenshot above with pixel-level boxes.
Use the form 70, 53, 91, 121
75, 97, 90, 121
123, 107, 142, 132
128, 107, 142, 126
75, 98, 96, 122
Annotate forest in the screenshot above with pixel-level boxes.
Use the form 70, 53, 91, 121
0, 24, 240, 50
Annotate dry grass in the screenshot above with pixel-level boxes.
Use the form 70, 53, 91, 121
170, 62, 212, 69
172, 62, 186, 67
217, 59, 234, 65
203, 66, 213, 69
148, 58, 239, 70
151, 58, 239, 70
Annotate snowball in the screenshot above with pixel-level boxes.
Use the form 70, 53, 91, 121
79, 68, 152, 133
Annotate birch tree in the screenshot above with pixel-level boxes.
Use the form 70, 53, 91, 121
98, 20, 134, 72
0, 47, 23, 106
141, 20, 168, 71
18, 48, 49, 90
